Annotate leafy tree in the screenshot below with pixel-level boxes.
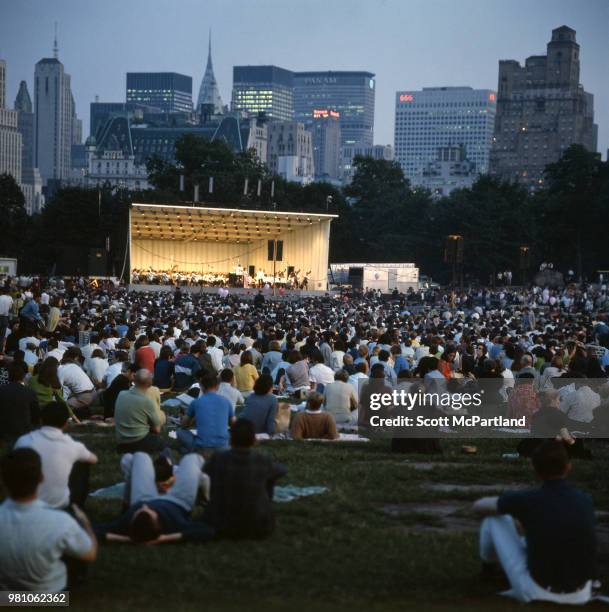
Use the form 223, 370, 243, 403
0, 173, 28, 259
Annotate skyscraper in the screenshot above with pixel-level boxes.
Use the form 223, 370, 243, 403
310, 110, 341, 181
34, 48, 80, 184
14, 81, 33, 173
0, 58, 22, 185
126, 73, 193, 113
394, 86, 496, 184
489, 26, 598, 189
293, 71, 375, 147
231, 66, 293, 121
196, 31, 224, 114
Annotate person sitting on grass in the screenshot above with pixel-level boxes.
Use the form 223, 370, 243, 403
15, 402, 98, 509
177, 373, 235, 456
473, 440, 596, 604
217, 368, 245, 410
114, 369, 166, 454
203, 418, 286, 539
240, 373, 278, 435
95, 452, 214, 545
0, 448, 97, 590
291, 392, 339, 440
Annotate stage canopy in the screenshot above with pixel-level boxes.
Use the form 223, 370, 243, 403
129, 203, 338, 290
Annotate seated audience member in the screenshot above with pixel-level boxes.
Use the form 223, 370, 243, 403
261, 340, 283, 374
217, 368, 245, 410
473, 440, 596, 604
58, 347, 97, 420
285, 350, 310, 394
96, 452, 214, 545
15, 402, 98, 508
0, 448, 97, 590
134, 336, 155, 373
103, 350, 129, 387
391, 345, 410, 376
203, 418, 287, 539
560, 377, 601, 423
233, 350, 259, 396
29, 357, 67, 408
87, 349, 109, 389
323, 369, 358, 424
0, 362, 40, 445
308, 349, 335, 390
153, 346, 175, 391
114, 369, 165, 454
348, 361, 369, 394
178, 374, 235, 455
518, 389, 590, 459
173, 344, 203, 391
291, 392, 339, 440
507, 373, 539, 427
241, 374, 278, 434
103, 363, 137, 420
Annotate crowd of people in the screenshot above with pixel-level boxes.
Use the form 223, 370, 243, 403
0, 274, 608, 602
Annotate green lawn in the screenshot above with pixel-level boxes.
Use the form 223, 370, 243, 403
55, 427, 609, 612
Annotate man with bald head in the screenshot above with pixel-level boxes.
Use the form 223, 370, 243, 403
114, 369, 166, 454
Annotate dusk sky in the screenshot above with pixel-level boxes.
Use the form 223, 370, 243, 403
2, 0, 608, 156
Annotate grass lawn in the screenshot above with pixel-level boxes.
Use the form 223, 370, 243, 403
48, 426, 609, 612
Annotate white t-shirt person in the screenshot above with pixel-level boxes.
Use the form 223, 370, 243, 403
0, 499, 92, 591
58, 362, 94, 398
15, 427, 97, 509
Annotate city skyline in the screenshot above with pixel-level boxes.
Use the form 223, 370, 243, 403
1, 0, 608, 157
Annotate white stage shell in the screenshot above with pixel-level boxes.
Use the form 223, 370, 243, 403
129, 203, 337, 290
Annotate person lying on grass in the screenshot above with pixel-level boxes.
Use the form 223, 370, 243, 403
473, 439, 596, 604
95, 452, 213, 545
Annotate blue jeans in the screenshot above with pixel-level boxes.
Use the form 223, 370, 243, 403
176, 429, 227, 458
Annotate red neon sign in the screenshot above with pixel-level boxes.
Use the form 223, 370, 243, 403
399, 94, 414, 102
313, 109, 340, 119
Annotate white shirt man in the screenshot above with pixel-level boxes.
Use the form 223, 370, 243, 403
103, 361, 124, 387
149, 339, 162, 359
348, 371, 369, 394
207, 345, 224, 373
15, 427, 97, 509
309, 362, 335, 386
560, 385, 600, 423
86, 356, 109, 387
58, 362, 94, 399
218, 381, 245, 410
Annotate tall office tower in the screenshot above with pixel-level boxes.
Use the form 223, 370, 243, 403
196, 31, 224, 114
34, 48, 80, 184
14, 81, 33, 171
126, 73, 193, 113
14, 80, 44, 214
394, 86, 496, 184
232, 66, 293, 121
490, 26, 598, 189
310, 109, 341, 181
266, 121, 314, 184
0, 59, 22, 185
293, 71, 375, 147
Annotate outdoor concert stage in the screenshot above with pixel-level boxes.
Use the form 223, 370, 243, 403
128, 203, 338, 291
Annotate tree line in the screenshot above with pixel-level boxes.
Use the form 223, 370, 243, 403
0, 135, 607, 284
